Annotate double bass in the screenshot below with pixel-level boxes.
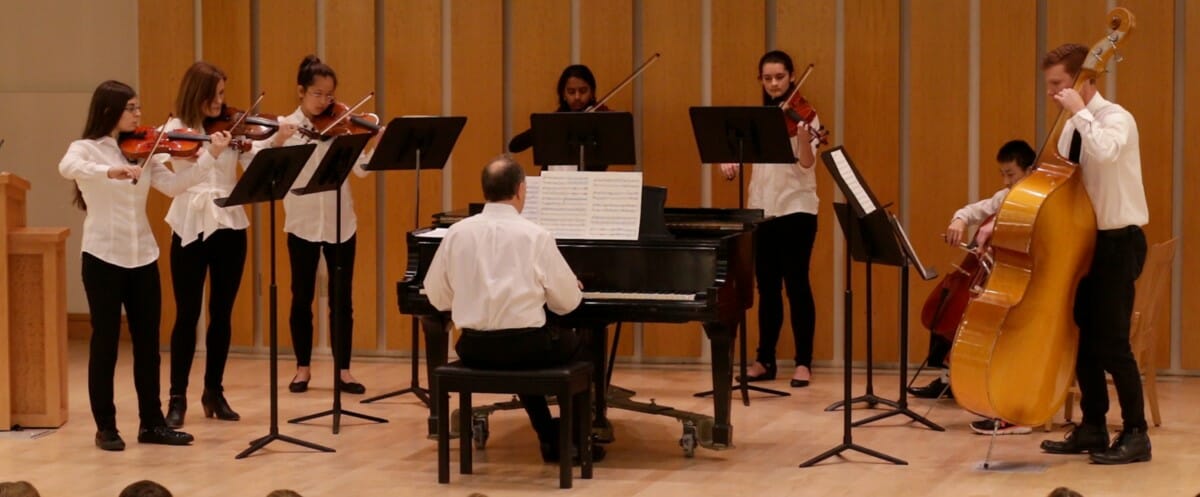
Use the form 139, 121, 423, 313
949, 8, 1135, 426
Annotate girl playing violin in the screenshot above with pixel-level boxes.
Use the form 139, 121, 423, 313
909, 139, 1035, 436
719, 50, 821, 388
256, 55, 381, 395
508, 64, 609, 170
162, 61, 253, 429
59, 80, 210, 451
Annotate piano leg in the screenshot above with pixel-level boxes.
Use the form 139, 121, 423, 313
589, 325, 614, 443
422, 314, 450, 438
703, 321, 735, 448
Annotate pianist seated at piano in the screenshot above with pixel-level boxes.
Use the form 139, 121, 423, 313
422, 155, 602, 463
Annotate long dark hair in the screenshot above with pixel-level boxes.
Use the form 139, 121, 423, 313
175, 61, 226, 127
297, 55, 337, 89
555, 65, 597, 111
758, 50, 795, 106
74, 80, 137, 210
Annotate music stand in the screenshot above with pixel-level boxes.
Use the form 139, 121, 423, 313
530, 112, 636, 170
801, 145, 902, 468
360, 116, 465, 407
688, 106, 796, 403
216, 144, 334, 459
285, 134, 389, 433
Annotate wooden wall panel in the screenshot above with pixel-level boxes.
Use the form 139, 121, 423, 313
777, 0, 836, 364
382, 0, 443, 352
980, 2, 1036, 199
326, 0, 379, 354
137, 0, 195, 343
509, 0, 571, 174
581, 0, 635, 357
202, 0, 255, 348
1117, 0, 1174, 369
260, 0, 316, 351
906, 0, 969, 363
640, 0, 703, 359
449, 0, 504, 213
843, 0, 900, 362
1044, 0, 1108, 126
1184, 1, 1200, 369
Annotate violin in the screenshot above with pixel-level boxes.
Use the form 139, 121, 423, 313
119, 125, 251, 162
778, 64, 829, 145
204, 106, 279, 140
298, 93, 381, 141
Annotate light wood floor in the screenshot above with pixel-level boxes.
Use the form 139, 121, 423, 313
4, 340, 1200, 497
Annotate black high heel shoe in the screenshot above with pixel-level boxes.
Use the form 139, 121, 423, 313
165, 395, 186, 428
737, 361, 777, 382
201, 389, 240, 421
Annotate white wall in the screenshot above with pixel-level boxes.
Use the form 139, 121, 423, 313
0, 0, 139, 312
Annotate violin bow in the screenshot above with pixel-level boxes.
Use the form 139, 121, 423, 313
779, 63, 815, 109
586, 53, 661, 113
133, 113, 173, 185
317, 92, 375, 136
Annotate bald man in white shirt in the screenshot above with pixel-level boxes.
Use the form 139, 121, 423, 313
424, 156, 593, 463
1037, 43, 1151, 465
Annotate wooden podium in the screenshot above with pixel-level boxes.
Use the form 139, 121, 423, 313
1, 172, 70, 429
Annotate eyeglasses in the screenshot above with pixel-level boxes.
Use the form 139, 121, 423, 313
305, 90, 335, 101
124, 104, 142, 113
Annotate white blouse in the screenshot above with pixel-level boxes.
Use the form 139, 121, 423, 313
162, 117, 255, 246
58, 136, 211, 268
253, 107, 371, 244
747, 114, 821, 218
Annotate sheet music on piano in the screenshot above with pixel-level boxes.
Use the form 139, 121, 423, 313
828, 149, 876, 215
523, 171, 643, 240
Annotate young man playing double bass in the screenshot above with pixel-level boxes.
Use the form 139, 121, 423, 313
1038, 43, 1151, 465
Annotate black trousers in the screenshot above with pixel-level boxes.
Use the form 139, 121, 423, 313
82, 253, 167, 431
456, 327, 584, 443
754, 212, 818, 367
1074, 226, 1147, 431
287, 233, 356, 369
169, 229, 247, 395
926, 333, 952, 369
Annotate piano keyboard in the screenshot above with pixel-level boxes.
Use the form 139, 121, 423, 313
582, 291, 697, 301
417, 288, 696, 302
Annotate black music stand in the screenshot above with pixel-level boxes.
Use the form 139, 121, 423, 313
800, 147, 907, 467
360, 116, 465, 407
688, 106, 796, 404
286, 134, 388, 433
216, 144, 334, 459
530, 112, 636, 169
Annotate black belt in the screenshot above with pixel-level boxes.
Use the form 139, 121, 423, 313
1097, 225, 1140, 238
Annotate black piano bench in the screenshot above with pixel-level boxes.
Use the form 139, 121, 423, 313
433, 360, 594, 489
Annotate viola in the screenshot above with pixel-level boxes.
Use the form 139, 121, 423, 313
299, 93, 381, 141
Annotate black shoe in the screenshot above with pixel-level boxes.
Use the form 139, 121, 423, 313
201, 389, 240, 421
1090, 428, 1151, 464
165, 395, 186, 428
908, 377, 953, 399
95, 430, 125, 451
336, 378, 366, 395
288, 376, 309, 393
737, 362, 777, 382
540, 441, 561, 463
137, 426, 195, 446
1041, 423, 1109, 454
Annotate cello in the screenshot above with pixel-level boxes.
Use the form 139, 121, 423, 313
949, 8, 1135, 426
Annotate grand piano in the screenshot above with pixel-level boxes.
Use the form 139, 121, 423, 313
397, 206, 761, 456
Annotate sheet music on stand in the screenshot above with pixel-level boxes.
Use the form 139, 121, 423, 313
522, 171, 642, 240
827, 148, 877, 216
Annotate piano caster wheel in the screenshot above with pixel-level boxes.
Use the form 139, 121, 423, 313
680, 421, 698, 458
472, 415, 490, 450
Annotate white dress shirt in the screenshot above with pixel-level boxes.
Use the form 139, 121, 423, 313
253, 107, 371, 243
423, 202, 583, 330
1056, 93, 1149, 230
59, 136, 212, 268
162, 118, 255, 246
747, 115, 821, 217
952, 188, 1009, 226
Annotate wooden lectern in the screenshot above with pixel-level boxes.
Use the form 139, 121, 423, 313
1, 172, 70, 429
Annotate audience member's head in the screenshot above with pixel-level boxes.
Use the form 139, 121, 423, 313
0, 481, 41, 497
266, 491, 303, 497
118, 481, 171, 497
481, 155, 526, 210
1047, 488, 1083, 497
